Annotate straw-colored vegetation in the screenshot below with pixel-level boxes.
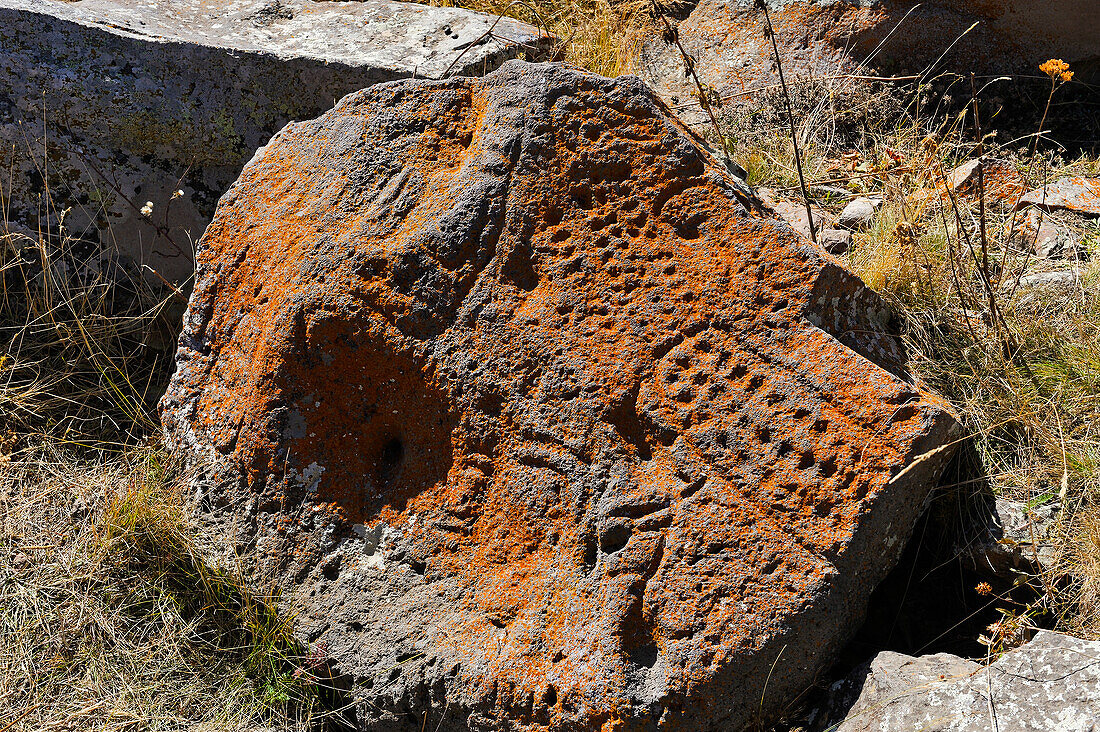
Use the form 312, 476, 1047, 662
423, 0, 661, 76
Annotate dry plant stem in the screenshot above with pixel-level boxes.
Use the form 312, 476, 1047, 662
756, 0, 817, 246
1003, 77, 1064, 300
651, 1, 727, 155
934, 182, 980, 343
936, 156, 1011, 355
967, 75, 1011, 356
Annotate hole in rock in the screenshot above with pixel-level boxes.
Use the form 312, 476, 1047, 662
279, 319, 455, 526
599, 522, 632, 555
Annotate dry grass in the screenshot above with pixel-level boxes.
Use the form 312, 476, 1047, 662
0, 219, 178, 446
422, 0, 665, 76
0, 187, 344, 728
0, 440, 345, 731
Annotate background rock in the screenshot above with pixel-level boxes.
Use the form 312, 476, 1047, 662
637, 0, 1100, 126
964, 497, 1060, 578
163, 61, 958, 730
837, 197, 881, 232
1018, 177, 1100, 217
835, 631, 1100, 732
0, 0, 547, 284
1017, 270, 1081, 290
1009, 209, 1083, 260
819, 228, 852, 255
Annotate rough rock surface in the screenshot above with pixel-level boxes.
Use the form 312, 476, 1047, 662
964, 497, 1060, 578
0, 0, 546, 283
1018, 177, 1100, 218
819, 228, 852, 255
1009, 209, 1083, 260
836, 631, 1100, 732
638, 0, 1100, 125
757, 188, 832, 244
1017, 270, 1081, 290
163, 61, 958, 730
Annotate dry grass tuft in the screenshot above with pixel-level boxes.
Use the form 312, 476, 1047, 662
0, 440, 345, 731
0, 216, 179, 446
1, 164, 345, 728
423, 0, 663, 76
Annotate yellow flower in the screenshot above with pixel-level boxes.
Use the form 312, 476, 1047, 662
1040, 59, 1073, 83
975, 581, 992, 596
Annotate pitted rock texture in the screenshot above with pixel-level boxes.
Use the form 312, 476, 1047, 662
639, 0, 1100, 125
163, 61, 958, 731
0, 0, 546, 283
836, 631, 1100, 732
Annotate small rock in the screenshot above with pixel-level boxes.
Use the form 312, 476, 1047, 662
837, 197, 882, 231
1016, 270, 1080, 289
11, 550, 30, 570
819, 228, 853, 254
946, 158, 1010, 191
834, 631, 1100, 732
965, 497, 1059, 577
946, 158, 1025, 202
1018, 177, 1100, 217
1010, 209, 1082, 259
771, 199, 833, 242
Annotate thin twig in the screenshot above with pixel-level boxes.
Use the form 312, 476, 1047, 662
756, 0, 817, 245
651, 1, 728, 156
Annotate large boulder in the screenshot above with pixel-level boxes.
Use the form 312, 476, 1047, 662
835, 631, 1100, 731
0, 0, 547, 284
639, 0, 1100, 125
162, 61, 958, 730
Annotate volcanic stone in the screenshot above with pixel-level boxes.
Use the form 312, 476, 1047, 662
0, 0, 546, 283
837, 198, 881, 232
163, 61, 958, 730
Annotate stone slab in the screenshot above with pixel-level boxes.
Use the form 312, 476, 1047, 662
0, 0, 547, 284
1019, 177, 1100, 218
837, 631, 1100, 732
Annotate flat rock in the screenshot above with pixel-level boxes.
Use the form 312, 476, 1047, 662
946, 158, 1026, 202
1017, 270, 1081, 290
0, 0, 547, 283
819, 228, 853, 255
836, 631, 1100, 731
163, 61, 958, 730
1018, 177, 1100, 217
757, 188, 833, 243
637, 1, 1100, 125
